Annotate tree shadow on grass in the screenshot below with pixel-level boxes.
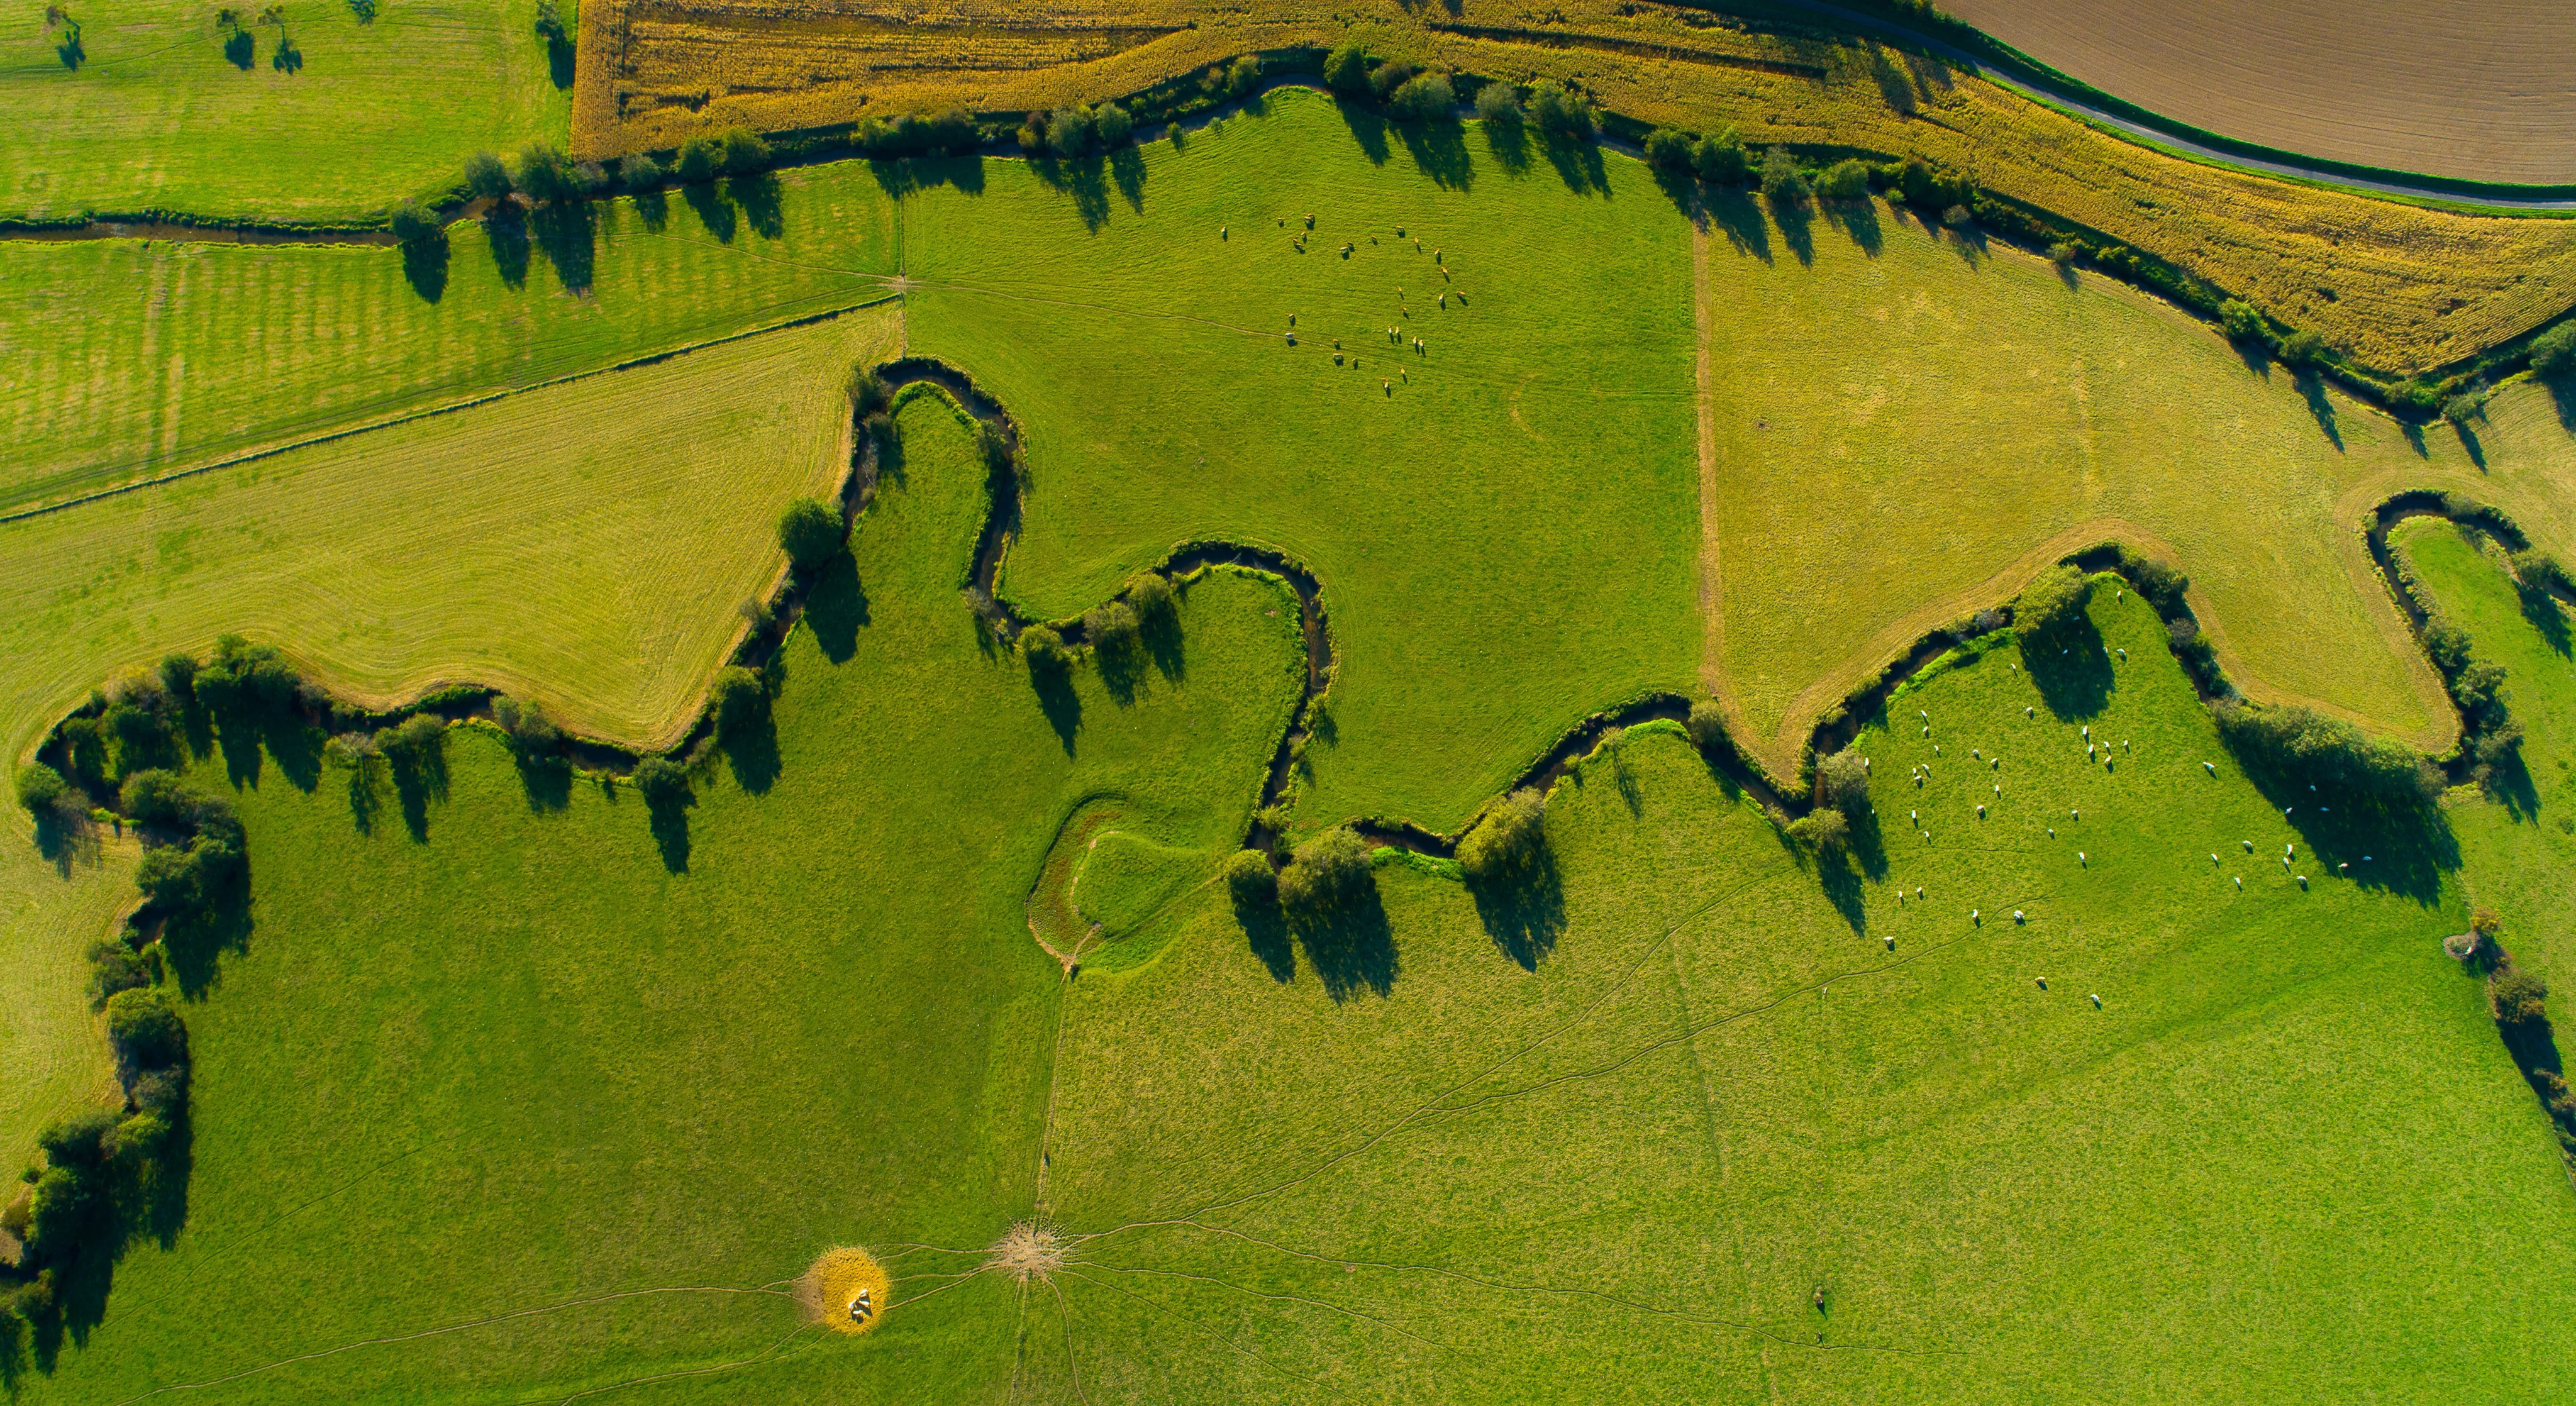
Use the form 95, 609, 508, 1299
1291, 887, 1398, 1000
1396, 119, 1472, 190
723, 712, 780, 795
1831, 197, 1882, 257
1648, 163, 1696, 220
635, 187, 669, 232
401, 232, 449, 303
682, 181, 737, 243
533, 201, 594, 292
1770, 196, 1814, 267
1468, 853, 1563, 971
2518, 578, 2573, 657
1707, 189, 1771, 263
2293, 368, 2342, 450
546, 31, 574, 88
2024, 616, 2114, 721
33, 809, 99, 878
1482, 118, 1530, 175
484, 210, 531, 289
804, 552, 867, 664
1030, 656, 1082, 755
514, 753, 573, 812
2455, 419, 2488, 470
1030, 156, 1111, 232
1096, 637, 1147, 706
1340, 102, 1392, 166
1542, 132, 1607, 196
2231, 756, 2457, 905
729, 171, 784, 239
390, 745, 448, 843
162, 870, 253, 1000
646, 790, 692, 873
1109, 145, 1148, 213
1233, 883, 1296, 983
866, 155, 986, 199
1141, 599, 1184, 684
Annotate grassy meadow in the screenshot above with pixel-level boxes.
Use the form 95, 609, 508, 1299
0, 169, 897, 513
906, 88, 1704, 838
3, 0, 569, 221
6, 393, 1304, 1401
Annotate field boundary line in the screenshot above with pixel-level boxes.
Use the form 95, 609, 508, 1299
0, 295, 901, 529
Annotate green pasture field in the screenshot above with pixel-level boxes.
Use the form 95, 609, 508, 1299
6, 394, 1304, 1400
1697, 193, 2576, 775
1018, 583, 2576, 1400
2392, 518, 2576, 1014
2, 0, 567, 221
902, 89, 1704, 838
0, 169, 896, 514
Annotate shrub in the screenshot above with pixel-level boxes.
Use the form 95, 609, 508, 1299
1785, 808, 1849, 853
192, 635, 299, 715
2511, 548, 2568, 595
709, 667, 767, 738
2494, 967, 2550, 1026
2013, 564, 2091, 636
718, 126, 770, 174
2423, 619, 2472, 675
2472, 907, 2505, 938
463, 150, 511, 200
117, 769, 190, 826
58, 716, 105, 782
105, 987, 186, 1071
1759, 146, 1807, 203
777, 496, 843, 568
1127, 572, 1177, 629
1685, 699, 1729, 757
157, 652, 199, 702
130, 1069, 186, 1115
2392, 379, 2442, 417
2442, 389, 2487, 425
2212, 700, 2440, 804
86, 938, 147, 1010
1047, 105, 1094, 157
1940, 202, 1972, 228
1368, 58, 1416, 100
493, 696, 560, 756
675, 135, 721, 184
35, 1111, 116, 1172
1528, 82, 1594, 137
1019, 624, 1069, 673
109, 1110, 170, 1166
2114, 545, 2190, 612
382, 712, 445, 768
630, 756, 689, 804
1387, 70, 1454, 122
22, 1167, 92, 1263
1225, 54, 1260, 96
1694, 131, 1750, 184
1816, 751, 1870, 812
619, 151, 663, 187
1084, 599, 1140, 658
1897, 157, 1935, 204
845, 365, 890, 419
2216, 299, 2268, 345
2279, 328, 2327, 366
516, 141, 576, 202
1094, 101, 1135, 146
1223, 848, 1277, 903
136, 837, 237, 916
2451, 658, 2508, 725
1322, 38, 1370, 94
1473, 82, 1521, 126
1816, 158, 1870, 201
1643, 127, 1693, 169
15, 763, 68, 816
531, 0, 566, 42
2530, 321, 2576, 378
1457, 789, 1546, 883
389, 200, 439, 246
1277, 826, 1375, 917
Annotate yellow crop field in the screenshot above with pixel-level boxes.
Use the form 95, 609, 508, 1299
571, 0, 2576, 373
1941, 0, 2576, 186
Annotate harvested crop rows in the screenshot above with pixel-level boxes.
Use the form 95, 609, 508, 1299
1941, 0, 2576, 186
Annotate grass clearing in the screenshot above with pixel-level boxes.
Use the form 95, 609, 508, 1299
3, 392, 1302, 1400
0, 170, 897, 514
1940, 0, 2576, 185
3, 0, 570, 221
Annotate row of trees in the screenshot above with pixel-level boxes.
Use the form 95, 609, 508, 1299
1018, 102, 1136, 159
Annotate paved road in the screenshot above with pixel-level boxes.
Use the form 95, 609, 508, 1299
1766, 0, 2576, 211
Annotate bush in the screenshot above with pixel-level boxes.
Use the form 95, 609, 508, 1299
1322, 38, 1370, 94
709, 667, 767, 738
1277, 826, 1375, 917
2046, 240, 2080, 267
1084, 599, 1140, 658
1940, 202, 1972, 228
1694, 131, 1750, 184
389, 200, 439, 246
844, 365, 890, 419
2494, 967, 2550, 1026
105, 694, 175, 764
2530, 321, 2576, 378
35, 1111, 116, 1173
532, 0, 566, 42
2216, 299, 2267, 345
2511, 548, 2567, 595
86, 938, 147, 1009
2442, 389, 2487, 425
1094, 101, 1135, 146
117, 769, 189, 826
1019, 624, 1069, 673
493, 696, 560, 756
1643, 127, 1693, 169
2279, 328, 2327, 367
192, 635, 299, 716
2114, 545, 2190, 612
109, 1110, 170, 1166
1368, 58, 1416, 100
1386, 70, 1454, 122
516, 141, 576, 202
157, 652, 199, 702
1816, 750, 1869, 812
1127, 572, 1177, 629
777, 495, 843, 568
718, 126, 770, 174
463, 150, 511, 201
136, 837, 237, 916
1528, 82, 1594, 137
2013, 564, 2091, 636
2212, 700, 2441, 805
1759, 146, 1807, 203
1474, 82, 1521, 126
2392, 379, 2442, 417
1223, 848, 1277, 903
1685, 699, 1729, 757
16, 762, 68, 816
675, 134, 721, 184
105, 987, 186, 1071
58, 716, 105, 782
1816, 158, 1870, 201
630, 756, 689, 804
1047, 105, 1094, 157
22, 1167, 92, 1264
1224, 55, 1260, 96
1457, 789, 1545, 884
130, 1069, 186, 1115
1785, 808, 1849, 853
619, 151, 663, 187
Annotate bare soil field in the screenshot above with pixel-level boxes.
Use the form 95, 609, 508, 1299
1943, 0, 2576, 185
570, 0, 2576, 372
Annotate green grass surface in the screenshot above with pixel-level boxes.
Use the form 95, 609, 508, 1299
7, 394, 1304, 1400
2, 0, 569, 221
0, 170, 896, 514
903, 89, 1704, 837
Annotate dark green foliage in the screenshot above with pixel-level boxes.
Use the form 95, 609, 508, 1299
192, 634, 300, 716
629, 756, 689, 804
2424, 619, 2473, 676
2212, 700, 2441, 804
1685, 699, 1729, 758
1816, 158, 1871, 202
709, 666, 769, 738
2529, 321, 2576, 378
117, 769, 190, 827
2047, 241, 2080, 267
105, 987, 187, 1072
2014, 564, 2092, 636
58, 715, 105, 782
718, 126, 770, 175
1897, 157, 1936, 204
110, 1110, 171, 1166
1528, 82, 1594, 137
86, 938, 148, 1010
1694, 131, 1750, 184
2493, 967, 2550, 1026
1223, 848, 1277, 903
382, 712, 446, 770
1643, 128, 1692, 170
777, 495, 844, 569
675, 135, 720, 184
516, 141, 577, 203
136, 836, 240, 916
492, 696, 560, 757
389, 201, 440, 246
1084, 599, 1140, 658
105, 685, 177, 767
531, 0, 566, 42
1277, 826, 1375, 917
1368, 59, 1416, 101
1457, 789, 1546, 884
1816, 750, 1870, 812
15, 762, 68, 816
1474, 82, 1521, 126
1047, 106, 1094, 157
1019, 624, 1069, 673
1760, 145, 1807, 203
463, 150, 511, 201
1224, 55, 1260, 97
2114, 546, 2190, 614
1127, 572, 1177, 631
2392, 379, 2442, 417
1093, 102, 1135, 146
130, 1069, 186, 1116
1387, 71, 1454, 122
157, 651, 199, 702
35, 1111, 116, 1173
1322, 38, 1371, 94
2279, 328, 2327, 367
2218, 299, 2268, 346
23, 1167, 92, 1263
1785, 807, 1849, 853
619, 151, 663, 187
2442, 389, 2487, 425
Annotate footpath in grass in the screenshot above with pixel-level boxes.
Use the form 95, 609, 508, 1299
3, 0, 568, 222
905, 88, 1703, 837
0, 166, 897, 514
1024, 582, 2576, 1400
9, 392, 1304, 1400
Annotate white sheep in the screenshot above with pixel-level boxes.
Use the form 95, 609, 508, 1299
2079, 851, 2088, 865
2089, 994, 2101, 1009
2204, 761, 2216, 774
2233, 876, 2242, 889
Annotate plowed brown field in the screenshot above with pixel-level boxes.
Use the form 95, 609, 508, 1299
1943, 0, 2576, 186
